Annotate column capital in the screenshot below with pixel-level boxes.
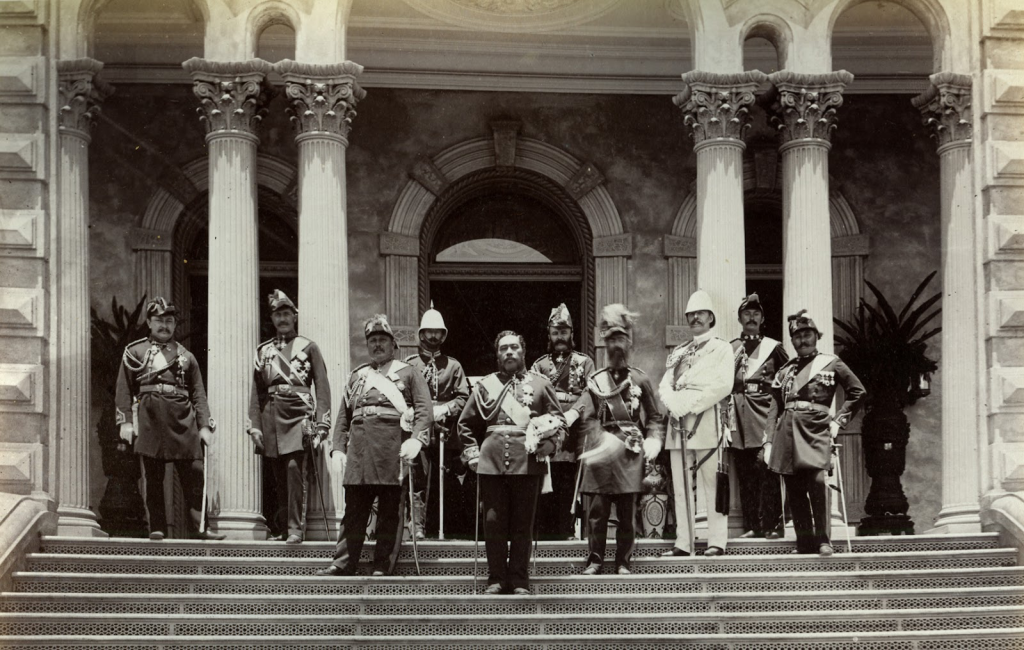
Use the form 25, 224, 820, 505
182, 58, 273, 139
276, 60, 366, 142
767, 70, 854, 145
57, 58, 113, 141
911, 72, 972, 149
673, 70, 768, 144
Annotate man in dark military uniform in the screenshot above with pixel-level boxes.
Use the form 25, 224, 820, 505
730, 293, 788, 539
458, 330, 564, 595
115, 297, 224, 541
316, 314, 432, 577
765, 310, 866, 556
405, 303, 470, 540
247, 290, 331, 544
576, 304, 665, 575
530, 303, 595, 540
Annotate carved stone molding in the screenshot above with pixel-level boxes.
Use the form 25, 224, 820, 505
832, 233, 871, 257
0, 56, 44, 104
767, 70, 854, 144
0, 133, 42, 180
380, 232, 419, 256
0, 209, 42, 257
57, 58, 112, 140
663, 234, 696, 258
990, 292, 1024, 335
276, 60, 366, 142
912, 72, 972, 148
593, 233, 631, 257
990, 214, 1024, 257
673, 70, 767, 144
0, 442, 43, 494
410, 157, 449, 195
390, 325, 418, 346
565, 162, 604, 200
0, 0, 45, 25
0, 287, 42, 337
491, 120, 521, 168
0, 363, 43, 413
182, 58, 272, 139
130, 227, 173, 252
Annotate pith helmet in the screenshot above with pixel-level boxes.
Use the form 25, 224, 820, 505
268, 289, 298, 313
685, 290, 715, 317
419, 302, 447, 338
599, 303, 639, 340
146, 297, 177, 318
548, 303, 573, 329
364, 314, 395, 340
738, 293, 764, 316
787, 309, 822, 337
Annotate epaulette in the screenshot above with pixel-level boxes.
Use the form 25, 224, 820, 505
125, 337, 148, 352
534, 353, 551, 364
389, 359, 410, 372
404, 354, 419, 363
351, 362, 370, 377
527, 369, 548, 382
292, 336, 311, 352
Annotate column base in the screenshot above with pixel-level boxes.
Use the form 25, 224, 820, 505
208, 512, 270, 540
55, 506, 107, 538
928, 505, 982, 534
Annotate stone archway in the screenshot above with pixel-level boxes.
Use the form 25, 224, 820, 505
382, 123, 629, 357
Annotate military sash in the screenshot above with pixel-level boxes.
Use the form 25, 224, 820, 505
360, 361, 411, 413
588, 369, 632, 423
138, 342, 185, 383
267, 337, 311, 387
478, 374, 531, 427
790, 353, 836, 396
744, 337, 780, 379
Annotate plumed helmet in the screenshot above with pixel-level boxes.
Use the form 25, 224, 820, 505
364, 314, 395, 340
547, 303, 573, 329
599, 303, 639, 340
684, 289, 715, 317
267, 289, 298, 313
418, 301, 447, 338
787, 309, 822, 337
737, 292, 764, 316
146, 297, 177, 318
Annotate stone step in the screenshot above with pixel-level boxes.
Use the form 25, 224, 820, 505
0, 628, 1023, 649
0, 605, 1021, 637
22, 547, 1019, 578
2, 585, 1022, 615
38, 532, 1002, 560
13, 566, 1024, 596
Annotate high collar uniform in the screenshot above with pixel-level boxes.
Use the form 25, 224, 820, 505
730, 334, 789, 449
405, 349, 470, 442
530, 350, 595, 461
658, 331, 735, 451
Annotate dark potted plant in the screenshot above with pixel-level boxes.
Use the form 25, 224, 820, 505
92, 295, 149, 537
834, 272, 941, 536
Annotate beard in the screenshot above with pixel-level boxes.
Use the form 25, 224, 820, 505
498, 355, 525, 374
607, 346, 629, 366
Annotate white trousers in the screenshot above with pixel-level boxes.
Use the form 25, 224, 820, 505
669, 447, 728, 553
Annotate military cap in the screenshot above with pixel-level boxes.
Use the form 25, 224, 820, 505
268, 289, 298, 313
146, 297, 177, 318
738, 293, 764, 316
599, 303, 639, 340
364, 313, 395, 340
419, 301, 447, 337
685, 289, 715, 317
787, 309, 822, 337
548, 303, 573, 329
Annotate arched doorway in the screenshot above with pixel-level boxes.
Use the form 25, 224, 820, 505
421, 175, 591, 375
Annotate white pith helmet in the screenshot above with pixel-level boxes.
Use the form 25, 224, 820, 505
684, 289, 715, 317
419, 301, 448, 339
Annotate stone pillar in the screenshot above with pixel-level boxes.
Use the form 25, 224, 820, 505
674, 71, 766, 341
55, 59, 112, 537
768, 71, 853, 358
277, 60, 366, 539
913, 73, 981, 533
183, 58, 272, 539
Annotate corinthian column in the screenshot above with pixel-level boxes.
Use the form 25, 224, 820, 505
768, 71, 853, 357
55, 59, 112, 537
183, 58, 271, 539
913, 73, 980, 533
277, 60, 366, 539
674, 71, 766, 341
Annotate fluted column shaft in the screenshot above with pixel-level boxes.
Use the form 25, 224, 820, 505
55, 59, 111, 537
279, 60, 366, 539
914, 74, 981, 532
674, 71, 766, 340
184, 58, 272, 539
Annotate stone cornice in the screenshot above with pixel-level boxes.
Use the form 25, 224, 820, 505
57, 58, 113, 140
673, 70, 768, 144
182, 58, 272, 138
912, 72, 972, 148
276, 60, 367, 140
767, 70, 854, 144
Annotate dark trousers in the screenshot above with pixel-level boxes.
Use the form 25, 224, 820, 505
585, 493, 637, 568
783, 469, 830, 553
141, 456, 203, 535
411, 448, 432, 530
331, 484, 405, 575
734, 447, 783, 535
431, 456, 476, 539
479, 474, 541, 590
537, 461, 579, 540
270, 451, 306, 538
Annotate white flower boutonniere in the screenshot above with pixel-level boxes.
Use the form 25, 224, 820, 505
519, 384, 534, 407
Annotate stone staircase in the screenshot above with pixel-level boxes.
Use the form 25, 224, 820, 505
0, 533, 1022, 648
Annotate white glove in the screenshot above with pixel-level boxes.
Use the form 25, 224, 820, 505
400, 438, 423, 460
199, 427, 213, 448
119, 423, 135, 443
330, 450, 346, 475
762, 443, 772, 465
829, 421, 841, 440
564, 408, 580, 428
642, 437, 662, 460
432, 405, 448, 422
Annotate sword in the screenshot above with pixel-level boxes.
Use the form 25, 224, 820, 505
405, 457, 421, 576
199, 443, 208, 533
438, 433, 446, 541
831, 444, 852, 553
679, 421, 696, 555
308, 441, 333, 543
473, 471, 480, 592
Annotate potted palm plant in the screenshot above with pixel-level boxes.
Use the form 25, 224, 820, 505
834, 272, 941, 536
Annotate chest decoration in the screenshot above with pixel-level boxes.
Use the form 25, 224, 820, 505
519, 383, 534, 408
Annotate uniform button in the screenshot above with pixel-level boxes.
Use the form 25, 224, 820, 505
504, 452, 510, 457
505, 418, 513, 425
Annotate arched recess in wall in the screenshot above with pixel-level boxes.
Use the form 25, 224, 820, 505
825, 0, 951, 72
662, 159, 868, 347
383, 127, 628, 358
